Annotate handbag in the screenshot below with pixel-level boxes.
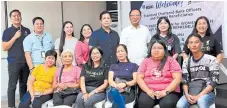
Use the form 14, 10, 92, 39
187, 56, 206, 95
58, 65, 80, 97
115, 77, 131, 94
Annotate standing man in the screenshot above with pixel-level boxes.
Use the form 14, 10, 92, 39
89, 11, 120, 67
2, 9, 31, 108
23, 17, 54, 71
120, 9, 151, 65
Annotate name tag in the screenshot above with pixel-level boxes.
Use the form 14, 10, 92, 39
41, 51, 45, 58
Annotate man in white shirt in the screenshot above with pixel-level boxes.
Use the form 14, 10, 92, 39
120, 9, 152, 65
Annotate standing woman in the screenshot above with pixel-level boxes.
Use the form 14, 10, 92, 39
150, 16, 181, 60
75, 24, 93, 67
182, 16, 223, 63
55, 21, 78, 66
76, 46, 108, 108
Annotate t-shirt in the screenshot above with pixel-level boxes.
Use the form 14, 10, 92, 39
2, 25, 30, 63
138, 57, 182, 92
80, 65, 108, 87
109, 62, 138, 81
182, 54, 219, 88
55, 66, 81, 84
183, 35, 223, 57
31, 64, 56, 92
150, 34, 182, 56
55, 37, 78, 66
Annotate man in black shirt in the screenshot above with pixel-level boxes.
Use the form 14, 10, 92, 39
2, 9, 30, 108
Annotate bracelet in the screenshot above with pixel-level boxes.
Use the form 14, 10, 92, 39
30, 67, 34, 70
83, 92, 88, 95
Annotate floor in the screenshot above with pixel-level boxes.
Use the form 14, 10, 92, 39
1, 99, 19, 108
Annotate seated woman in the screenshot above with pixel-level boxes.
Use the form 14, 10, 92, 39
76, 46, 108, 108
19, 50, 57, 108
177, 34, 219, 108
107, 44, 138, 106
52, 49, 81, 107
137, 40, 182, 108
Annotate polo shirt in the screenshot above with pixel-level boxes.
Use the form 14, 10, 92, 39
2, 25, 30, 63
89, 27, 120, 66
183, 35, 223, 57
120, 25, 151, 65
23, 32, 54, 66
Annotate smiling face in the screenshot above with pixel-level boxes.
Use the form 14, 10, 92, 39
158, 19, 169, 33
116, 46, 127, 62
34, 19, 44, 33
151, 43, 165, 60
10, 11, 21, 25
64, 23, 73, 36
91, 48, 102, 62
130, 10, 141, 26
61, 51, 73, 65
196, 18, 208, 35
45, 56, 56, 67
82, 25, 92, 38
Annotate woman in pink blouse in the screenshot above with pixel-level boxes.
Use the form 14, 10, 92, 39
137, 40, 182, 108
75, 24, 93, 67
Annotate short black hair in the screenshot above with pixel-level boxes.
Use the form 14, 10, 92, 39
187, 33, 203, 42
45, 50, 57, 59
129, 9, 141, 16
32, 17, 44, 25
9, 9, 21, 18
99, 10, 111, 20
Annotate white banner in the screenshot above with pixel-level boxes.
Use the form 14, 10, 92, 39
137, 1, 224, 49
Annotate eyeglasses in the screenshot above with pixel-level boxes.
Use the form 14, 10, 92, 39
130, 15, 140, 17
91, 52, 101, 56
152, 47, 164, 50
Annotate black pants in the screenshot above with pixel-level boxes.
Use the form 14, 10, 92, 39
8, 63, 30, 107
138, 91, 180, 108
18, 92, 52, 108
53, 92, 77, 107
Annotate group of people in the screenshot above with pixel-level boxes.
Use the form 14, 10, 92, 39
2, 8, 223, 108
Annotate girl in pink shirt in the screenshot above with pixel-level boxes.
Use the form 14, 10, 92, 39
75, 24, 93, 68
137, 40, 182, 108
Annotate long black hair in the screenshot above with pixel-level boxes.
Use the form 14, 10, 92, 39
116, 44, 130, 63
153, 16, 173, 40
84, 46, 105, 71
147, 40, 168, 71
59, 21, 75, 54
79, 24, 93, 42
191, 16, 213, 36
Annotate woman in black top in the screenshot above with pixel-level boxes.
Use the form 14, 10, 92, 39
150, 16, 181, 60
76, 46, 108, 108
182, 16, 223, 63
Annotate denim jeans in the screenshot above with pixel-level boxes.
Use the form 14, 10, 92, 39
75, 86, 105, 108
176, 92, 215, 108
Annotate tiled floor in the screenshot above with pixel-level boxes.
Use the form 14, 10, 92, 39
1, 99, 19, 108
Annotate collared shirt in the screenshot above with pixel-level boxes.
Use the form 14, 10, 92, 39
120, 25, 151, 65
2, 25, 30, 63
89, 27, 120, 66
23, 32, 54, 66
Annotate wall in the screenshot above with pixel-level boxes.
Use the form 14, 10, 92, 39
62, 1, 106, 39
1, 1, 106, 98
